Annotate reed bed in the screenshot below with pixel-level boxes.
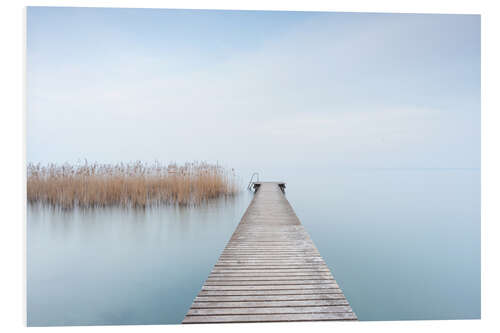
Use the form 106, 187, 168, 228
27, 161, 239, 209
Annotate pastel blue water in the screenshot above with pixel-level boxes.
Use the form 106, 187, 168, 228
287, 169, 480, 320
27, 193, 254, 326
27, 169, 480, 325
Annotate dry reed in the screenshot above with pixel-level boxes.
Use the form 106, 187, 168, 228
27, 161, 239, 209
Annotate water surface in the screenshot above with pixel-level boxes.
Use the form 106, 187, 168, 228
27, 192, 254, 326
287, 169, 480, 321
27, 169, 480, 325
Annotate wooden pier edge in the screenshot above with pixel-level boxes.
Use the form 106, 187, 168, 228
182, 182, 357, 324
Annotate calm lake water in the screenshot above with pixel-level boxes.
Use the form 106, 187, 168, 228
27, 169, 480, 326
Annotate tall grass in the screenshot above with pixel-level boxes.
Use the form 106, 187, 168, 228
27, 161, 239, 209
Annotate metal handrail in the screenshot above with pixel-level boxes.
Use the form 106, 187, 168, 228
247, 172, 260, 190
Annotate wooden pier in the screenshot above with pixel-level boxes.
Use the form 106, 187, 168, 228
182, 182, 357, 324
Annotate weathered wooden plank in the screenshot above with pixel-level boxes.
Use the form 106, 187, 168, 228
182, 312, 358, 323
233, 230, 306, 232
218, 256, 324, 258
214, 263, 328, 267
209, 270, 332, 275
217, 256, 323, 260
215, 262, 326, 266
225, 243, 312, 246
208, 274, 334, 279
198, 289, 343, 296
210, 269, 330, 273
221, 250, 320, 253
201, 284, 339, 290
207, 274, 333, 282
205, 277, 336, 286
224, 243, 312, 246
215, 261, 325, 265
191, 300, 349, 308
231, 240, 309, 243
222, 248, 318, 252
203, 282, 337, 287
229, 238, 311, 240
226, 246, 312, 249
188, 306, 353, 316
228, 238, 313, 241
235, 226, 305, 228
214, 259, 326, 263
213, 266, 330, 270
194, 294, 347, 302
232, 237, 299, 240
212, 267, 331, 272
218, 256, 322, 260
231, 232, 309, 235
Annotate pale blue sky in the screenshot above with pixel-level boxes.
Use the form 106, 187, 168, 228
27, 7, 480, 178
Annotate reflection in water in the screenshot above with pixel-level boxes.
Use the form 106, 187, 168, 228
27, 191, 254, 326
27, 169, 480, 325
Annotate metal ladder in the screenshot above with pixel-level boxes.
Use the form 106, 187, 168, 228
247, 172, 259, 190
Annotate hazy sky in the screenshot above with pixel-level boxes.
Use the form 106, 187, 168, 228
27, 8, 480, 178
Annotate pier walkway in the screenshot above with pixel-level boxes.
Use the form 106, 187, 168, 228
182, 182, 357, 324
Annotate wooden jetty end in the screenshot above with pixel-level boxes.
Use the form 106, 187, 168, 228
182, 182, 357, 324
